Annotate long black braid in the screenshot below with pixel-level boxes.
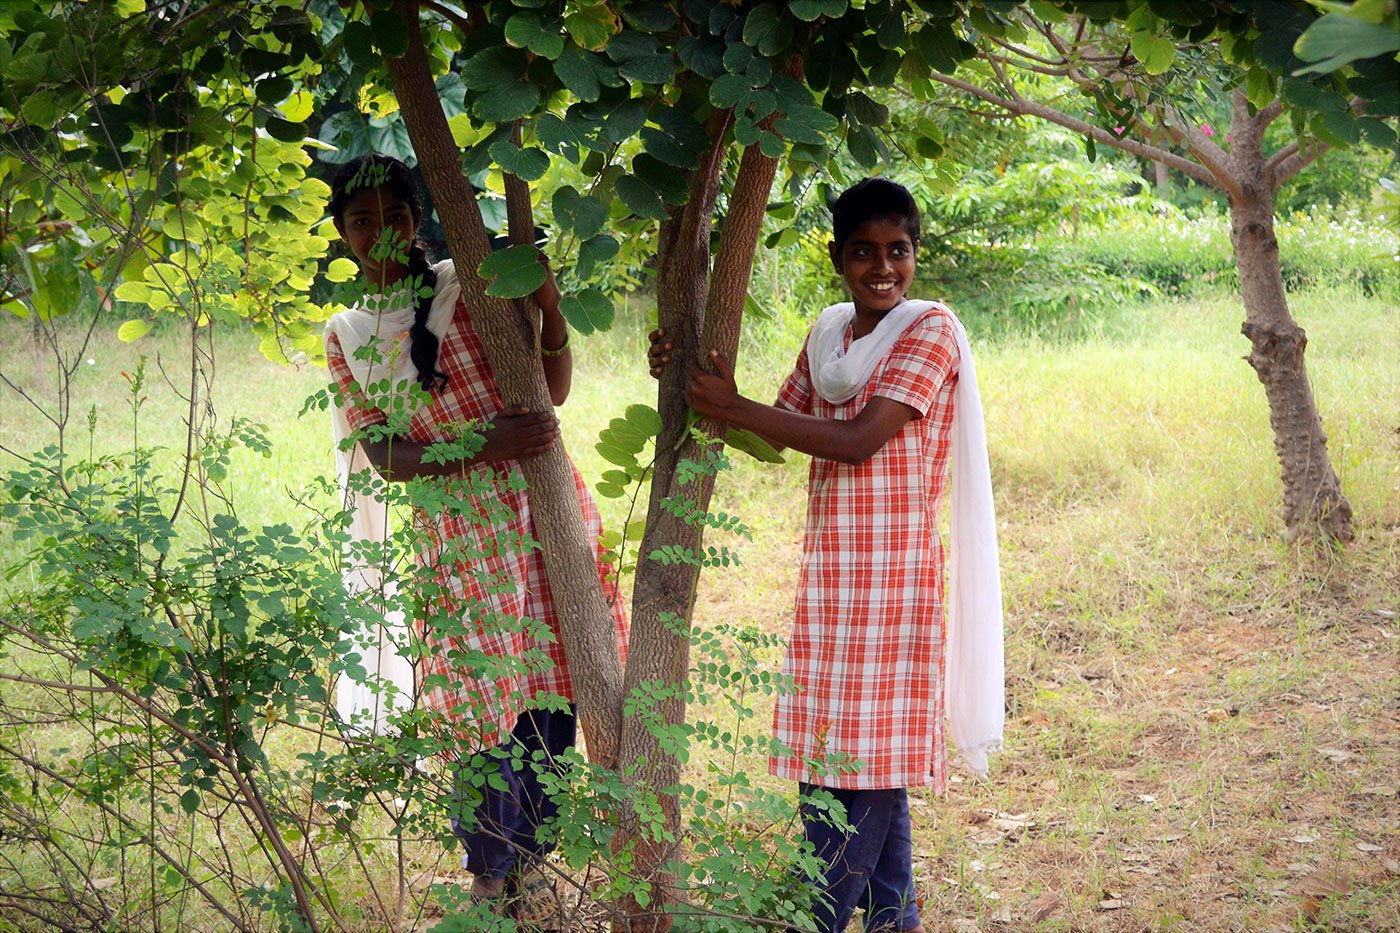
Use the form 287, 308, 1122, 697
329, 154, 447, 392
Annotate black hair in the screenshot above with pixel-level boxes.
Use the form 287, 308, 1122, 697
329, 154, 446, 392
829, 177, 922, 254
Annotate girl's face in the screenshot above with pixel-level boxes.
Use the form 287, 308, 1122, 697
333, 185, 420, 287
829, 215, 918, 321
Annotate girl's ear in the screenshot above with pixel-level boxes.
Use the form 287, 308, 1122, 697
332, 218, 346, 240
827, 240, 841, 272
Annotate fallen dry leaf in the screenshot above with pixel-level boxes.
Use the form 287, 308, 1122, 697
1205, 708, 1230, 722
1294, 868, 1351, 899
1025, 891, 1061, 922
1356, 842, 1385, 853
1098, 898, 1125, 910
1317, 747, 1354, 763
1358, 785, 1398, 797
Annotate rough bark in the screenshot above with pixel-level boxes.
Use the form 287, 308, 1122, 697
383, 1, 625, 766
1226, 92, 1353, 541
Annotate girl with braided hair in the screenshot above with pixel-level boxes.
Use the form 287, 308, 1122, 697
323, 154, 626, 908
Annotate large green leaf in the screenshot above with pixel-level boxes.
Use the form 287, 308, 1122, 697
789, 0, 846, 22
368, 10, 409, 58
558, 287, 614, 334
488, 141, 549, 181
462, 48, 541, 122
725, 427, 784, 463
1294, 11, 1400, 75
606, 32, 675, 84
477, 244, 547, 299
577, 234, 619, 280
742, 4, 795, 58
565, 2, 620, 51
615, 173, 669, 220
553, 186, 607, 239
775, 104, 837, 145
554, 44, 620, 101
504, 11, 565, 59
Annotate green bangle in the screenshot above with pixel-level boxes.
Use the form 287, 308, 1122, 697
541, 333, 570, 357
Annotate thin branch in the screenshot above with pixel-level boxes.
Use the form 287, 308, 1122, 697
928, 71, 1221, 189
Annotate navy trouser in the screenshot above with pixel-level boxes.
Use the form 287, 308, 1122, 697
800, 783, 921, 933
451, 706, 575, 879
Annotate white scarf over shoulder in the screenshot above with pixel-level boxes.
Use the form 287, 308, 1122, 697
808, 299, 1005, 776
323, 259, 460, 732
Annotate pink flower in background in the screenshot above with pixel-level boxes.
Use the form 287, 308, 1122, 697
1201, 123, 1215, 137
1225, 133, 1233, 142
1113, 126, 1125, 136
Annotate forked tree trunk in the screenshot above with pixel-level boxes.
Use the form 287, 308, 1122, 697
383, 2, 626, 766
1226, 95, 1353, 542
615, 130, 782, 933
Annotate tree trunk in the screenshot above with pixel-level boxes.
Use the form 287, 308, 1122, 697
383, 2, 625, 765
1227, 104, 1353, 542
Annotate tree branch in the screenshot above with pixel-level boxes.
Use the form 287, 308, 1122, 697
928, 71, 1221, 189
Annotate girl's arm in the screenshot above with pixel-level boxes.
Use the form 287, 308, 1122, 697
359, 406, 560, 482
687, 350, 917, 465
535, 261, 571, 406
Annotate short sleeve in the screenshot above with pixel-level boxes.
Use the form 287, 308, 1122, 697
775, 333, 814, 413
869, 311, 959, 417
325, 331, 388, 433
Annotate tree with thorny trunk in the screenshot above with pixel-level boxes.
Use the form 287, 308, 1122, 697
918, 2, 1397, 543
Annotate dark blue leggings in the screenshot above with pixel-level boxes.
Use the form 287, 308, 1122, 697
800, 783, 921, 932
451, 706, 576, 879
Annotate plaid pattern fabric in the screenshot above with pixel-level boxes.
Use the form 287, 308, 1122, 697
770, 307, 960, 790
326, 295, 627, 745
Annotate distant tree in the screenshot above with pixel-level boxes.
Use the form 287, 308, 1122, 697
914, 1, 1397, 543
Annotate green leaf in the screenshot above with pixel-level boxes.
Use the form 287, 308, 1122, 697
625, 404, 662, 436
1245, 68, 1276, 110
726, 427, 784, 463
325, 257, 359, 283
477, 244, 546, 299
1293, 11, 1400, 75
615, 174, 670, 220
20, 89, 58, 127
577, 234, 619, 279
606, 32, 675, 84
118, 319, 152, 342
743, 4, 794, 57
1135, 34, 1175, 75
789, 0, 846, 22
265, 117, 306, 142
505, 12, 565, 59
114, 280, 153, 304
916, 22, 962, 72
554, 45, 618, 101
462, 48, 541, 122
1317, 108, 1362, 145
775, 105, 838, 145
1356, 116, 1397, 148
565, 3, 620, 51
710, 73, 753, 109
596, 440, 638, 468
256, 76, 293, 104
846, 91, 889, 126
558, 287, 614, 334
553, 186, 607, 239
341, 20, 378, 68
488, 141, 549, 181
180, 789, 200, 814
368, 10, 410, 59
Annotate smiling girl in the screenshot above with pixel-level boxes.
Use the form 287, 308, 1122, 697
654, 177, 1004, 932
323, 154, 626, 913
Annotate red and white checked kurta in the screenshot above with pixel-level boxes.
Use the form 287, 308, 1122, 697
326, 290, 626, 745
769, 306, 960, 790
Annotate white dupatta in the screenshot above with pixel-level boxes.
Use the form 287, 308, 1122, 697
808, 299, 1005, 776
324, 259, 459, 733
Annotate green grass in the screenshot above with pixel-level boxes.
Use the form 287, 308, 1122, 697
1, 283, 1397, 931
